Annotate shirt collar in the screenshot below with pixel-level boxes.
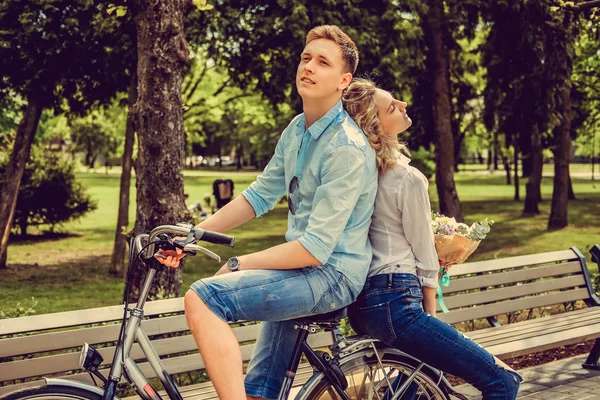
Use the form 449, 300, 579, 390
297, 100, 344, 140
393, 149, 412, 166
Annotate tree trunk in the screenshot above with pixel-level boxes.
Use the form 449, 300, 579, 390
129, 0, 191, 302
423, 0, 463, 221
523, 125, 543, 214
514, 143, 520, 201
110, 73, 137, 277
549, 84, 572, 229
0, 98, 43, 269
568, 173, 576, 200
521, 155, 532, 178
503, 154, 511, 185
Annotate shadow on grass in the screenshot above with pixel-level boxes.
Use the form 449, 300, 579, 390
8, 231, 82, 244
0, 254, 114, 284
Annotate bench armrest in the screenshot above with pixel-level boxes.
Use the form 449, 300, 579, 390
591, 245, 600, 272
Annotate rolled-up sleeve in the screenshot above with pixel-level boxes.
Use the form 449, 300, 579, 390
241, 130, 288, 217
399, 172, 439, 288
298, 145, 366, 264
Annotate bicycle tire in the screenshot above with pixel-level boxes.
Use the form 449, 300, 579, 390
0, 385, 101, 400
298, 348, 452, 400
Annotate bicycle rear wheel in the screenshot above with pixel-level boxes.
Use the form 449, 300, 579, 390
299, 350, 451, 400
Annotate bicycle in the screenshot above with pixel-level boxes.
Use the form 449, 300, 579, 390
1, 224, 466, 400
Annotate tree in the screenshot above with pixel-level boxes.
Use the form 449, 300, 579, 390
422, 0, 464, 221
127, 0, 197, 301
482, 0, 556, 214
548, 2, 600, 229
110, 73, 137, 276
0, 0, 134, 268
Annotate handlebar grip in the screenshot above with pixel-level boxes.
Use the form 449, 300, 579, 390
196, 230, 236, 247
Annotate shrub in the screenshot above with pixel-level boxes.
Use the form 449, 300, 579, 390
0, 148, 97, 235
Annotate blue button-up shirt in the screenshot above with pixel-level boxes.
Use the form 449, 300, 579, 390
241, 100, 377, 291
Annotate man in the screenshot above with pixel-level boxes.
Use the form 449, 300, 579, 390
159, 25, 377, 400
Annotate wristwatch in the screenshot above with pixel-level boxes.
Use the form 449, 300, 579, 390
226, 256, 241, 272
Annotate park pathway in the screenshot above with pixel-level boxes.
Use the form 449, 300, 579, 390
455, 354, 600, 399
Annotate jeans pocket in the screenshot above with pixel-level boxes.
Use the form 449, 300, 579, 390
310, 273, 354, 315
353, 302, 396, 344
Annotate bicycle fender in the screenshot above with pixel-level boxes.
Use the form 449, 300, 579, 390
43, 379, 119, 400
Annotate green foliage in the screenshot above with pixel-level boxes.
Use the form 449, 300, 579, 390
182, 47, 293, 167
0, 298, 37, 319
409, 147, 435, 180
0, 147, 97, 235
70, 104, 125, 168
0, 0, 135, 113
572, 22, 600, 159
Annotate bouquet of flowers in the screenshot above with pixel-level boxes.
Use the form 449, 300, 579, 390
431, 213, 494, 312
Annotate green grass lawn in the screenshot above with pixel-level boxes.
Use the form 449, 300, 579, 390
1, 170, 599, 315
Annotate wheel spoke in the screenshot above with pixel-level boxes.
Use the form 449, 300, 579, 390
303, 353, 449, 400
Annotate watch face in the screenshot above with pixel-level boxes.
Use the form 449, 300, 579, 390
228, 257, 239, 270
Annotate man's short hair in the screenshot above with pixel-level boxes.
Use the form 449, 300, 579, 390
306, 25, 359, 75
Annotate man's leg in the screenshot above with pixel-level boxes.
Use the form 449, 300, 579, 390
185, 267, 354, 400
244, 320, 298, 400
185, 289, 246, 400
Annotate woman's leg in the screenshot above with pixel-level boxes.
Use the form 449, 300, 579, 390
349, 274, 522, 400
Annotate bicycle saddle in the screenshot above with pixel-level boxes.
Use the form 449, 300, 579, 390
296, 307, 348, 324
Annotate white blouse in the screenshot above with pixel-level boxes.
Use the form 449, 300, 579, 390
368, 152, 439, 288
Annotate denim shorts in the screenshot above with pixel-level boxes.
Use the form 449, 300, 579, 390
348, 273, 523, 400
189, 265, 358, 399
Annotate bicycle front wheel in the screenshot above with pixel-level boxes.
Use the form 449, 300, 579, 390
0, 385, 101, 400
299, 349, 451, 400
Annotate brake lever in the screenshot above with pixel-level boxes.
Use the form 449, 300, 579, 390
183, 244, 221, 263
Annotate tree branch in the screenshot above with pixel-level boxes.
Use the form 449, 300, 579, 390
564, 0, 600, 11
212, 77, 232, 97
183, 62, 213, 103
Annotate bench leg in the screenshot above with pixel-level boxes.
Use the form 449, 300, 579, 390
583, 338, 600, 370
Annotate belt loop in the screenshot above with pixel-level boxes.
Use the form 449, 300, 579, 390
387, 274, 393, 288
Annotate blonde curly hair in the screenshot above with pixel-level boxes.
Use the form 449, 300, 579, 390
342, 78, 409, 174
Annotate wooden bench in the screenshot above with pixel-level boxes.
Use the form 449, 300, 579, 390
0, 298, 334, 399
1, 244, 599, 398
437, 245, 600, 367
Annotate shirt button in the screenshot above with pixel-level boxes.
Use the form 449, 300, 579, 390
292, 222, 296, 229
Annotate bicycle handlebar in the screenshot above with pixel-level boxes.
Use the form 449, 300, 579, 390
143, 224, 235, 263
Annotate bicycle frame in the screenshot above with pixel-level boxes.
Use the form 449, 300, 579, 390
72, 225, 454, 400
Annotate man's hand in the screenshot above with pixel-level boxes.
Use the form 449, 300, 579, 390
156, 247, 186, 268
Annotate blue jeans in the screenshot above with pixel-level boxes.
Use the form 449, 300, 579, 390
348, 273, 522, 400
190, 265, 358, 400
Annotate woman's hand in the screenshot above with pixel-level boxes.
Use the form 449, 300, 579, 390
422, 286, 437, 317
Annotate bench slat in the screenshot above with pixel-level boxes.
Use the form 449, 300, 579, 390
449, 249, 577, 277
443, 262, 583, 294
0, 332, 332, 396
0, 314, 192, 358
438, 288, 589, 325
0, 330, 332, 383
479, 313, 600, 348
439, 274, 586, 311
467, 307, 597, 340
0, 298, 185, 336
488, 321, 600, 359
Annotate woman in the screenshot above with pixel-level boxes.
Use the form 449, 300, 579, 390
342, 79, 523, 399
